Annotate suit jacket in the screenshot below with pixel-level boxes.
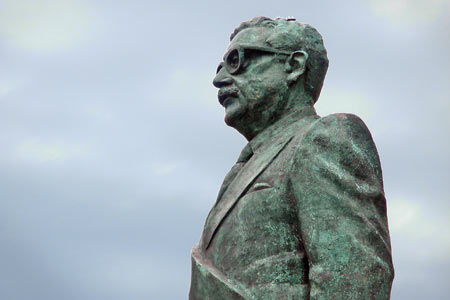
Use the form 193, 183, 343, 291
190, 108, 394, 300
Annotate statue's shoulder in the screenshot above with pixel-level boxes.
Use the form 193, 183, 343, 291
304, 113, 374, 143
289, 113, 378, 168
290, 113, 383, 184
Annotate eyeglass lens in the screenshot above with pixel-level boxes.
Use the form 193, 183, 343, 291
225, 49, 240, 73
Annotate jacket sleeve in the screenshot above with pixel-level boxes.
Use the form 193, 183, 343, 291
289, 114, 394, 300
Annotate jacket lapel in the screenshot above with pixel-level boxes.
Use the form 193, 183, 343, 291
202, 134, 294, 249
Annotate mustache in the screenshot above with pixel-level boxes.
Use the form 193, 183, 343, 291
218, 86, 239, 106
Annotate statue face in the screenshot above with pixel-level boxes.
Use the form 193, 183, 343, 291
213, 28, 291, 133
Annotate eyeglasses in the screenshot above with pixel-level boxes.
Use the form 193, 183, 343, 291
217, 45, 292, 75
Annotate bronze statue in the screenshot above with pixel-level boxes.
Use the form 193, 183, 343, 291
190, 16, 394, 299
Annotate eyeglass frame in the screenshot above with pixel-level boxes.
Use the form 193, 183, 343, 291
217, 44, 301, 75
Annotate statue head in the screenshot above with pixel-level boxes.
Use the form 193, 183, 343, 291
213, 17, 329, 140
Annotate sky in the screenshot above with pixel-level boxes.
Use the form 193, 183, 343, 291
0, 0, 449, 299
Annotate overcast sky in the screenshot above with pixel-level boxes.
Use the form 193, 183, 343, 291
0, 0, 449, 299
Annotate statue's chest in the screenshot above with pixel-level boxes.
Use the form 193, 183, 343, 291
206, 151, 301, 270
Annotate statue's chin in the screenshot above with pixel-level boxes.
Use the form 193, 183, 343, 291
224, 113, 237, 128
224, 102, 244, 127
224, 113, 246, 135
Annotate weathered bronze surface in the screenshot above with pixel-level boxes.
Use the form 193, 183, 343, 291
190, 17, 394, 300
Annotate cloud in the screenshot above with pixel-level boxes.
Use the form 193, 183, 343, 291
15, 138, 91, 163
388, 198, 419, 232
0, 82, 16, 99
315, 87, 377, 122
152, 162, 178, 176
388, 197, 450, 262
369, 0, 448, 25
166, 67, 217, 107
85, 252, 159, 295
0, 0, 95, 52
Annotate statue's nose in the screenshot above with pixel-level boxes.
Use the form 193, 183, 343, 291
213, 67, 233, 88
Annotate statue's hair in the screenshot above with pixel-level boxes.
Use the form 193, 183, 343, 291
230, 17, 329, 103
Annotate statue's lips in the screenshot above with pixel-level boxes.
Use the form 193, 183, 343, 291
218, 88, 238, 106
223, 98, 233, 108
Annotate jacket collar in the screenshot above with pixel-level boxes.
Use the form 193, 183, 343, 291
202, 106, 318, 250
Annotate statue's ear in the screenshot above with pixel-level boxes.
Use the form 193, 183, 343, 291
285, 51, 308, 85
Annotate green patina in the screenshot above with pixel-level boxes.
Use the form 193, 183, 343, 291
189, 16, 394, 300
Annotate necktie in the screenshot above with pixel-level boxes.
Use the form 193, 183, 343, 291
214, 143, 253, 204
